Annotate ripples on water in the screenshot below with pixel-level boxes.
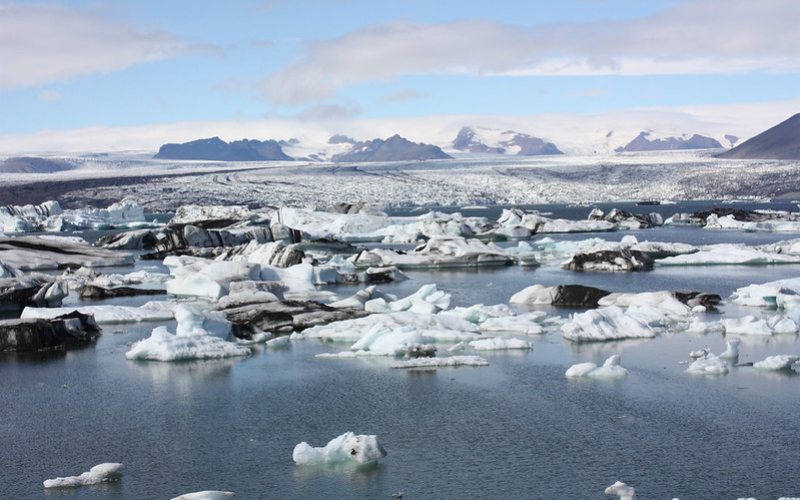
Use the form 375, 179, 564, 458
1, 202, 799, 499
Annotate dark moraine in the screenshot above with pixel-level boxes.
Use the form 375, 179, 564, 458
0, 312, 101, 352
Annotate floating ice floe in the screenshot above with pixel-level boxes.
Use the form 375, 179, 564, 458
292, 432, 387, 466
165, 256, 260, 299
390, 355, 489, 369
753, 355, 799, 371
604, 480, 636, 500
468, 337, 533, 350
704, 213, 800, 232
686, 351, 730, 375
43, 463, 123, 488
722, 315, 798, 336
125, 305, 248, 361
730, 277, 800, 308
495, 208, 615, 238
566, 355, 628, 380
0, 276, 67, 312
365, 283, 451, 314
22, 301, 176, 324
0, 311, 101, 352
353, 237, 514, 269
562, 247, 653, 272
657, 244, 800, 266
1, 199, 150, 234
561, 307, 657, 342
171, 491, 235, 500
588, 207, 663, 229
0, 235, 133, 270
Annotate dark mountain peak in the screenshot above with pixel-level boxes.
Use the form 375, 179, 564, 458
718, 113, 800, 160
615, 131, 722, 153
328, 134, 356, 145
154, 137, 293, 161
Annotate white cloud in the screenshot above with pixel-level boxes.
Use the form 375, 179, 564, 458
0, 3, 197, 89
262, 0, 800, 104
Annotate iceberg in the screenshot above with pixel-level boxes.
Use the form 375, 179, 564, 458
495, 208, 616, 236
390, 355, 489, 368
43, 463, 123, 488
722, 315, 798, 336
753, 355, 799, 371
21, 301, 175, 324
171, 492, 235, 500
353, 237, 513, 269
125, 326, 250, 361
686, 355, 729, 375
0, 235, 133, 270
562, 248, 653, 272
561, 307, 656, 342
292, 432, 386, 465
164, 256, 260, 299
468, 337, 533, 350
730, 277, 800, 308
566, 355, 628, 380
509, 284, 611, 308
657, 244, 800, 266
365, 284, 451, 314
604, 481, 636, 500
0, 311, 101, 352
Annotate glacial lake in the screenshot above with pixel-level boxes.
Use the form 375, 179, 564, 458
1, 202, 799, 499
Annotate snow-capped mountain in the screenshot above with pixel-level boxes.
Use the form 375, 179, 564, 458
614, 131, 723, 152
451, 126, 562, 156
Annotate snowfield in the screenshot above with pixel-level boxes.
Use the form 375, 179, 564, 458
1, 152, 799, 210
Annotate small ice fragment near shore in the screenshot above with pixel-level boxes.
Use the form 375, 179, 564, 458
293, 432, 386, 465
171, 492, 235, 500
605, 480, 636, 499
43, 463, 123, 488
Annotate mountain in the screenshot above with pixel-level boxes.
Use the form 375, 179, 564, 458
452, 127, 563, 156
0, 156, 75, 173
615, 132, 723, 152
718, 113, 800, 160
332, 134, 452, 162
153, 137, 293, 161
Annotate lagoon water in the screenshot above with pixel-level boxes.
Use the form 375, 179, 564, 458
1, 203, 799, 499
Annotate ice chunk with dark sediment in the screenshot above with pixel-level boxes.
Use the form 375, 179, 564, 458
293, 432, 386, 465
353, 237, 514, 269
0, 311, 101, 352
0, 235, 133, 270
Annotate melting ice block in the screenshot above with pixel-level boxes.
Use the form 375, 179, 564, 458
686, 354, 729, 375
43, 463, 123, 488
125, 326, 250, 362
390, 355, 489, 369
293, 432, 387, 466
171, 492, 235, 500
605, 481, 636, 500
561, 307, 656, 342
566, 355, 629, 380
753, 355, 799, 371
468, 337, 532, 350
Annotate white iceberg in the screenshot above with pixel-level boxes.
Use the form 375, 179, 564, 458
292, 432, 386, 465
21, 301, 175, 324
566, 355, 628, 380
605, 481, 636, 500
365, 284, 451, 314
353, 237, 513, 269
468, 337, 533, 350
657, 244, 800, 266
730, 277, 800, 308
561, 307, 656, 342
753, 355, 799, 371
43, 462, 123, 488
125, 326, 251, 362
686, 355, 729, 375
171, 492, 235, 500
165, 256, 260, 299
722, 315, 798, 336
390, 355, 489, 369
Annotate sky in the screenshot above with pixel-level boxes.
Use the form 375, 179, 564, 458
1, 0, 799, 152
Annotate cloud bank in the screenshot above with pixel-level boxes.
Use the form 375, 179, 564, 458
263, 0, 800, 104
0, 3, 195, 89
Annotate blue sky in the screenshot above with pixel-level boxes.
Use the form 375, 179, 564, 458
1, 0, 799, 149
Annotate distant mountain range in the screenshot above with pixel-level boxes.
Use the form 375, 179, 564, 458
452, 126, 563, 155
154, 137, 293, 161
154, 134, 450, 162
718, 113, 800, 160
615, 132, 723, 152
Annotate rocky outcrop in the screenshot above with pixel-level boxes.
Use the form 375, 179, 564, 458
153, 136, 293, 161
0, 311, 101, 352
718, 113, 800, 160
332, 134, 452, 162
615, 132, 722, 152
